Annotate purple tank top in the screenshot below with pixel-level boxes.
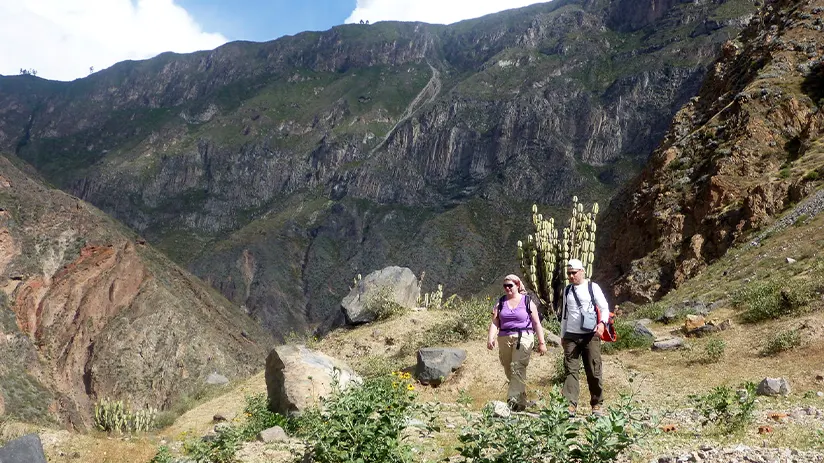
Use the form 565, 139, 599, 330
497, 296, 533, 335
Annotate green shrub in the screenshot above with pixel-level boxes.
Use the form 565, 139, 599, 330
184, 425, 242, 463
602, 321, 654, 354
689, 383, 757, 433
761, 329, 802, 356
632, 302, 666, 321
734, 281, 815, 323
803, 170, 820, 181
549, 353, 566, 385
295, 372, 433, 463
149, 446, 174, 463
457, 386, 648, 463
177, 393, 290, 463
365, 286, 408, 320
684, 339, 726, 364
779, 167, 791, 179
94, 398, 157, 434
237, 393, 289, 440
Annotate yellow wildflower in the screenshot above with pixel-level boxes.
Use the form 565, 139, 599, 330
407, 384, 415, 391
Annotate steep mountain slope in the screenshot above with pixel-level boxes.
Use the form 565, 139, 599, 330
0, 155, 271, 429
599, 0, 824, 302
0, 0, 758, 338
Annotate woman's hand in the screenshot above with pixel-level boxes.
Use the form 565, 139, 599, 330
536, 342, 547, 355
487, 338, 497, 350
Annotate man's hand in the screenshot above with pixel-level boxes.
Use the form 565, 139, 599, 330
596, 323, 605, 338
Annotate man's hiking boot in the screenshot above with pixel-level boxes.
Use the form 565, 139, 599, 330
567, 405, 577, 418
591, 405, 604, 417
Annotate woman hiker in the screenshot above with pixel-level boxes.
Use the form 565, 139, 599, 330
487, 274, 547, 410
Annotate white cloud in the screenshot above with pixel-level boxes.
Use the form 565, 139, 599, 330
345, 0, 546, 26
0, 0, 227, 81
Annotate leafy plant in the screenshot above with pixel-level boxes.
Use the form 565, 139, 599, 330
457, 387, 648, 463
689, 383, 757, 433
685, 339, 726, 364
734, 281, 815, 323
457, 389, 474, 407
183, 424, 242, 463
149, 446, 174, 463
295, 371, 433, 463
237, 393, 289, 440
761, 329, 802, 356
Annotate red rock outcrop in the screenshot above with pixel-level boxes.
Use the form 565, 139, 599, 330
0, 156, 271, 428
598, 0, 824, 302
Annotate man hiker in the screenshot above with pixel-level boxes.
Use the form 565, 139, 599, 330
560, 258, 610, 416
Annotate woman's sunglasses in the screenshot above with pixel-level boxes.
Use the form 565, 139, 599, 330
503, 283, 515, 288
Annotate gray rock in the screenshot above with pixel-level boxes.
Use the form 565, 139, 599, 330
415, 348, 467, 386
633, 322, 655, 339
0, 434, 47, 463
545, 332, 562, 348
265, 344, 362, 415
652, 338, 684, 351
487, 400, 511, 418
657, 307, 679, 324
757, 377, 791, 396
205, 372, 229, 385
341, 267, 421, 324
259, 425, 289, 443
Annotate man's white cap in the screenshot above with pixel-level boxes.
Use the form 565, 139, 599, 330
567, 259, 585, 270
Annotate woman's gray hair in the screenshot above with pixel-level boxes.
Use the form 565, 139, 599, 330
503, 274, 528, 295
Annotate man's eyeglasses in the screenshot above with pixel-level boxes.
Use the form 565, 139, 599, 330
503, 283, 514, 288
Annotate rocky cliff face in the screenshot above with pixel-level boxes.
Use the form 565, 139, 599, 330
0, 0, 758, 338
0, 155, 271, 428
598, 0, 824, 302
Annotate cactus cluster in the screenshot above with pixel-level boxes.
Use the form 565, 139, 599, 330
517, 197, 599, 315
94, 398, 157, 434
420, 284, 444, 309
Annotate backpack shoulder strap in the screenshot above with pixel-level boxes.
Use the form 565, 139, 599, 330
524, 294, 531, 315
495, 295, 506, 315
562, 284, 572, 320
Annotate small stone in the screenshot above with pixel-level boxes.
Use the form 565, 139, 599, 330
786, 257, 797, 264
258, 425, 288, 443
652, 338, 684, 351
757, 377, 791, 396
488, 401, 511, 418
817, 391, 823, 398
205, 372, 229, 385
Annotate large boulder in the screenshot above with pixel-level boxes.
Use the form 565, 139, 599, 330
265, 345, 362, 415
341, 266, 421, 324
0, 434, 47, 463
415, 348, 467, 386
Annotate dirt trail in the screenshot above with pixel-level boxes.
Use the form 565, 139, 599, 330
369, 61, 442, 155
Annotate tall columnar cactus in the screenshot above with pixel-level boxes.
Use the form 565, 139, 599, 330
518, 198, 599, 316
94, 398, 157, 434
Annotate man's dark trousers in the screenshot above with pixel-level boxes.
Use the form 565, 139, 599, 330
561, 332, 603, 407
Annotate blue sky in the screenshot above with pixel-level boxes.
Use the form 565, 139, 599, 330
176, 0, 357, 42
0, 0, 546, 81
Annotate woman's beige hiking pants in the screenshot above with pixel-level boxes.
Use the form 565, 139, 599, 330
497, 332, 534, 407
